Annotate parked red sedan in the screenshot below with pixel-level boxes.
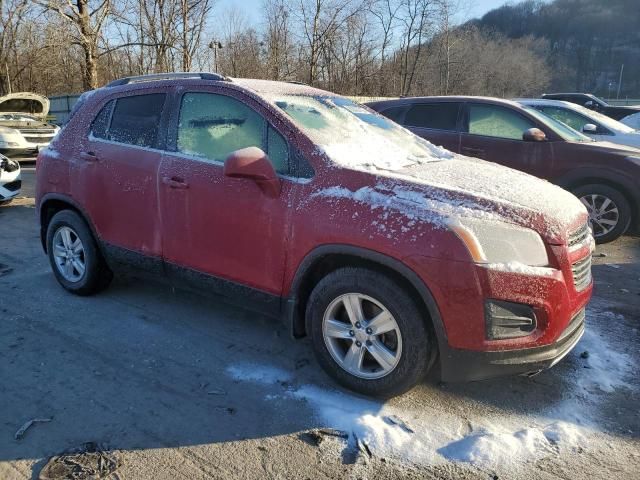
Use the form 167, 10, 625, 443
36, 74, 593, 397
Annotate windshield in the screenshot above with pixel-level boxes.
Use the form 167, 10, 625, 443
522, 107, 593, 142
0, 113, 39, 122
564, 103, 636, 133
268, 95, 453, 171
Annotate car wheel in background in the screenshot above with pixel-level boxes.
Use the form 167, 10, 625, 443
307, 267, 434, 398
46, 210, 113, 295
572, 184, 631, 244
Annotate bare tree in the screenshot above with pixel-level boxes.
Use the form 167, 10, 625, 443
32, 0, 114, 89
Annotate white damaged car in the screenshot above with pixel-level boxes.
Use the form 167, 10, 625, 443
0, 153, 21, 204
0, 93, 60, 156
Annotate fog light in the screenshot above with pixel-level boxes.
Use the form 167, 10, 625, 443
485, 300, 537, 340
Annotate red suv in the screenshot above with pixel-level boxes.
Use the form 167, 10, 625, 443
36, 73, 594, 397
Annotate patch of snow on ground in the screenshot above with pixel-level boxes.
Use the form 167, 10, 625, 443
225, 363, 293, 385
224, 307, 634, 471
574, 310, 632, 393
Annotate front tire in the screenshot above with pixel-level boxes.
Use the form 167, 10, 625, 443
306, 267, 433, 398
46, 210, 112, 295
572, 184, 631, 244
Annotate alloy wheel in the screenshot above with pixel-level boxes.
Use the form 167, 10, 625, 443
322, 293, 403, 379
52, 226, 86, 282
580, 194, 619, 238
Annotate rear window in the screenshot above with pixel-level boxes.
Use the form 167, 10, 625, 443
405, 103, 460, 131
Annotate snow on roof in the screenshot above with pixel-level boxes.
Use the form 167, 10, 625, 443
232, 78, 331, 98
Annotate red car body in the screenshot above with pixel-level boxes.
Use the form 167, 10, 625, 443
36, 75, 593, 384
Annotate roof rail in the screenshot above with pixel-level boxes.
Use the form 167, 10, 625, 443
106, 72, 228, 87
286, 80, 309, 86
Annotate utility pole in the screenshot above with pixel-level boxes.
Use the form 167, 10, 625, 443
616, 64, 624, 100
208, 41, 222, 73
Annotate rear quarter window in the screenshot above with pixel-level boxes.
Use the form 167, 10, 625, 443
405, 103, 460, 131
108, 94, 166, 148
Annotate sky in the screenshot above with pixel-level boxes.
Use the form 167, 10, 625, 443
216, 0, 512, 25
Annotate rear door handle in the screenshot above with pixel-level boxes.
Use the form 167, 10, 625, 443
79, 151, 99, 162
162, 176, 189, 189
461, 147, 485, 157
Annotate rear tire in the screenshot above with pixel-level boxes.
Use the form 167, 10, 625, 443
46, 210, 113, 295
572, 184, 631, 244
306, 267, 433, 398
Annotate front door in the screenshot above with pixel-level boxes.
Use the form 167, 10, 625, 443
72, 91, 168, 261
158, 89, 295, 300
459, 103, 553, 178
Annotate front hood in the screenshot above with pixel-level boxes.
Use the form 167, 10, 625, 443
0, 92, 50, 119
370, 156, 588, 244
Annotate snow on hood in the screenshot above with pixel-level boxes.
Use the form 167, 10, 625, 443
0, 92, 50, 119
316, 156, 587, 244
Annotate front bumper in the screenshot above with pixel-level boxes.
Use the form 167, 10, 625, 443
439, 308, 585, 382
405, 235, 593, 382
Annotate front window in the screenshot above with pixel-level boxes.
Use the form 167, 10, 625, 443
268, 95, 452, 171
467, 104, 536, 140
522, 107, 592, 142
177, 92, 289, 174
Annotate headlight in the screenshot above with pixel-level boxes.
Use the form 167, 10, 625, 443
451, 217, 549, 266
0, 126, 18, 134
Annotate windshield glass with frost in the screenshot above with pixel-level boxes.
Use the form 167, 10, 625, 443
270, 95, 452, 171
567, 103, 636, 134
523, 107, 592, 142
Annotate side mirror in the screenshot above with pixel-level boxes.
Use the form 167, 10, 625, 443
523, 128, 547, 142
584, 100, 594, 109
582, 123, 597, 134
224, 147, 281, 198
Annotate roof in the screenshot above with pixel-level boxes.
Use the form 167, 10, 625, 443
366, 95, 524, 108
516, 98, 575, 107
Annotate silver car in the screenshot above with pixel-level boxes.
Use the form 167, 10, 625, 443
0, 93, 60, 156
519, 98, 640, 149
0, 153, 21, 204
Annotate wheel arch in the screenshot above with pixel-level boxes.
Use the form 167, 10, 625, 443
285, 244, 448, 354
556, 170, 640, 227
39, 194, 101, 254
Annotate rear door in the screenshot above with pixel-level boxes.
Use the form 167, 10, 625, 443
402, 102, 462, 153
459, 102, 553, 178
73, 90, 168, 263
158, 87, 296, 300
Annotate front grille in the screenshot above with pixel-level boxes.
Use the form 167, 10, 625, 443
557, 308, 586, 343
2, 180, 21, 192
23, 136, 54, 143
568, 223, 590, 248
571, 255, 592, 291
18, 128, 56, 135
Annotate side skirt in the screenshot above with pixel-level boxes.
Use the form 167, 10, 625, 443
102, 242, 282, 319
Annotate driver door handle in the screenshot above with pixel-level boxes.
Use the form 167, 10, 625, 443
461, 147, 485, 157
79, 151, 99, 162
162, 176, 189, 189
